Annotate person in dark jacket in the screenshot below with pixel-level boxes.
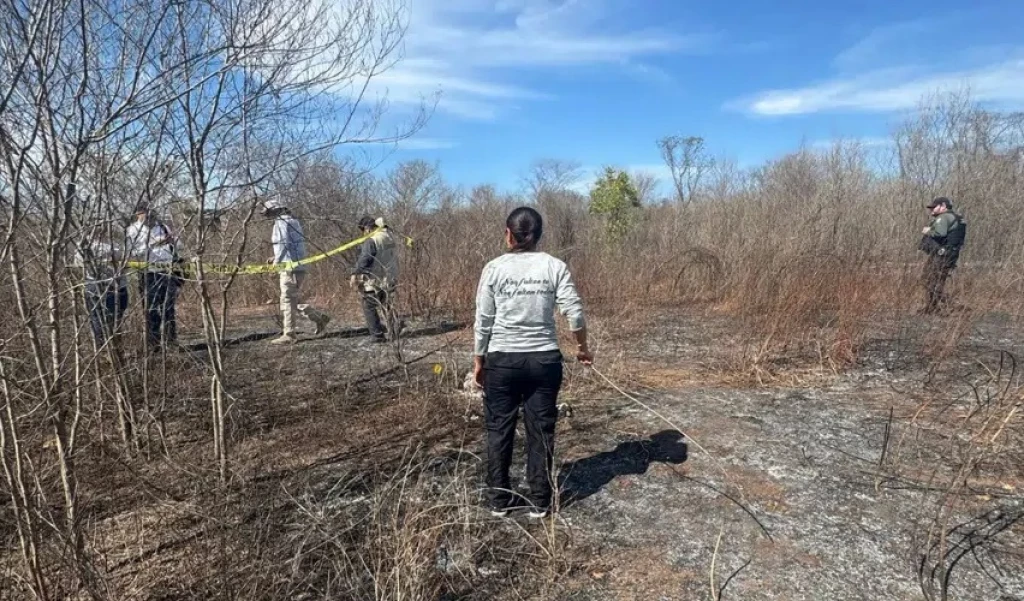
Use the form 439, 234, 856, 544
918, 196, 965, 314
350, 216, 400, 342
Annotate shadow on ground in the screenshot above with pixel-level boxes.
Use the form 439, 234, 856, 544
558, 430, 688, 508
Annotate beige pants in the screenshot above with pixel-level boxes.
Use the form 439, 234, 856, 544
279, 271, 327, 334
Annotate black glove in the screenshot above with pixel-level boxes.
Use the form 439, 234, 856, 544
918, 236, 941, 255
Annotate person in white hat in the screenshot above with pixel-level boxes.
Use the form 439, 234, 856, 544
351, 215, 400, 342
262, 198, 331, 344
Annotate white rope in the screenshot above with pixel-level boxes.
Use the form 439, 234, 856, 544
588, 364, 717, 464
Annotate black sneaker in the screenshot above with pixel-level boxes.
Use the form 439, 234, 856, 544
488, 500, 514, 517
488, 495, 523, 517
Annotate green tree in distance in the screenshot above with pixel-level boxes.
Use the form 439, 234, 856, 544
589, 167, 641, 238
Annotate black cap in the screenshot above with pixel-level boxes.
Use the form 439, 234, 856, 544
358, 215, 376, 229
926, 196, 952, 209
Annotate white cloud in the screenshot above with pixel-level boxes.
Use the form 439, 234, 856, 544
396, 137, 457, 151
734, 58, 1024, 116
730, 10, 1024, 118
374, 61, 547, 100
831, 17, 944, 72
370, 0, 710, 120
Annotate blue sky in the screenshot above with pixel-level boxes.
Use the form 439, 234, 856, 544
361, 0, 1024, 192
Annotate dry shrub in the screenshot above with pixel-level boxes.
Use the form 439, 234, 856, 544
167, 96, 1022, 383
278, 451, 560, 600
203, 95, 1021, 376
879, 350, 1024, 600
103, 448, 575, 601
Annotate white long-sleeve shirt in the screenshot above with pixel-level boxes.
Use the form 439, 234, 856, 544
474, 251, 586, 356
126, 220, 176, 264
272, 214, 307, 272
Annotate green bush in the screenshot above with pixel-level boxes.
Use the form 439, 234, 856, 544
588, 167, 640, 239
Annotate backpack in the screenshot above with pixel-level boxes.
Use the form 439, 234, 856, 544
944, 213, 966, 250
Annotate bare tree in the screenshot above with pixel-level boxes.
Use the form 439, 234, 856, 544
0, 0, 203, 594
522, 158, 584, 199
0, 0, 421, 595
139, 0, 425, 482
630, 169, 662, 206
385, 159, 446, 222
468, 184, 500, 208
520, 159, 586, 259
658, 135, 714, 204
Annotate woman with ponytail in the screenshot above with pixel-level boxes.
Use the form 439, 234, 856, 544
473, 207, 592, 518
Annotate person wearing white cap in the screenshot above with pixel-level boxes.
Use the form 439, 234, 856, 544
351, 215, 400, 342
262, 198, 331, 344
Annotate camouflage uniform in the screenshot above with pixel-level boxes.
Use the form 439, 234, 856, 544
353, 227, 400, 341
920, 212, 961, 314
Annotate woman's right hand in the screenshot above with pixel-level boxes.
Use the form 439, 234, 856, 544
576, 348, 594, 366
473, 356, 485, 387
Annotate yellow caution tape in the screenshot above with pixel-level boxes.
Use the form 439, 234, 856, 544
126, 228, 413, 276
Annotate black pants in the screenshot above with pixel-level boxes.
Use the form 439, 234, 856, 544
140, 272, 179, 346
483, 350, 563, 510
922, 254, 955, 313
85, 285, 128, 344
360, 288, 395, 340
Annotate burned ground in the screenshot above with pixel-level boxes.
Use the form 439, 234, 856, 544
28, 308, 1024, 600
